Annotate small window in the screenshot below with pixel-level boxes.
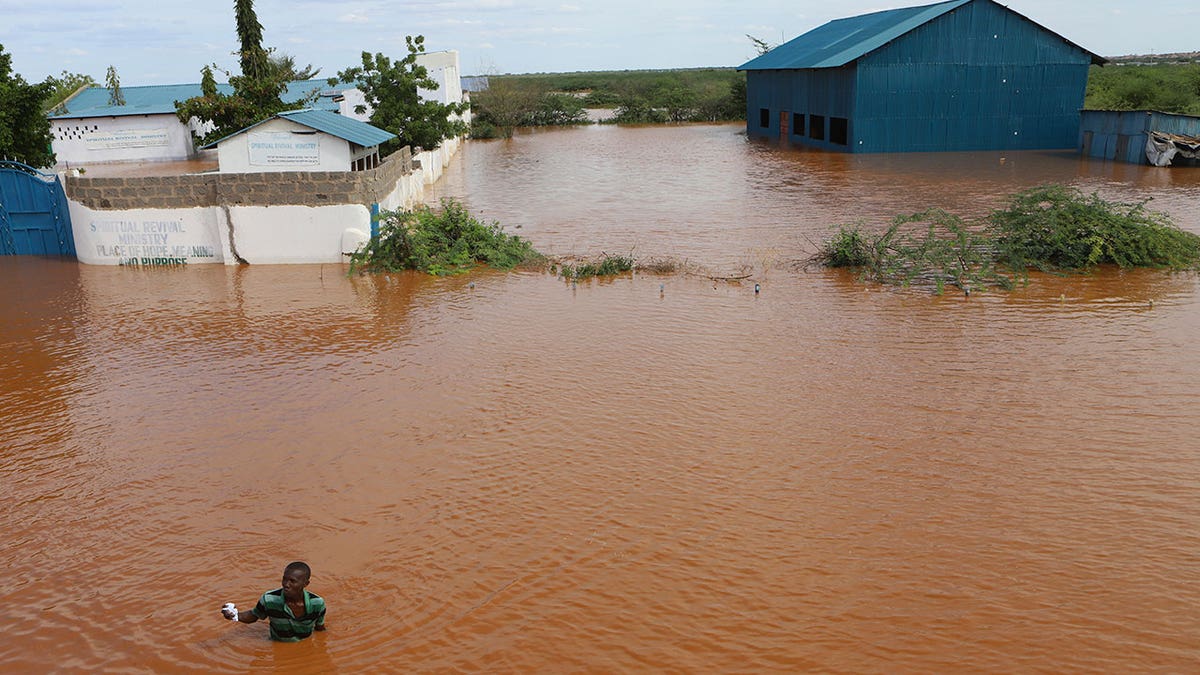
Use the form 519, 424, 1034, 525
809, 115, 825, 141
759, 108, 770, 128
830, 117, 848, 145
792, 113, 805, 137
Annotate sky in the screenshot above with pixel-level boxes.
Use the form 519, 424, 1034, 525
2, 0, 1197, 86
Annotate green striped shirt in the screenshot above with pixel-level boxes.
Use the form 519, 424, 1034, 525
251, 588, 326, 642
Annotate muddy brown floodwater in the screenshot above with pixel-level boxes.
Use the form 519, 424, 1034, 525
3, 123, 1200, 673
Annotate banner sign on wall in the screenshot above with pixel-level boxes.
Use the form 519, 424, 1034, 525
87, 218, 218, 266
248, 132, 320, 166
85, 128, 170, 150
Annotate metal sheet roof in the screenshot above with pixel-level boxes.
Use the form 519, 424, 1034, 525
738, 0, 1103, 70
740, 0, 971, 70
275, 109, 395, 147
48, 79, 347, 119
199, 108, 395, 150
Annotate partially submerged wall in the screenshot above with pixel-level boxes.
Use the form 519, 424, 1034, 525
65, 146, 431, 266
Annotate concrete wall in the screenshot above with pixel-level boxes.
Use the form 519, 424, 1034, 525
215, 117, 353, 173
65, 146, 426, 266
51, 114, 196, 166
416, 51, 463, 106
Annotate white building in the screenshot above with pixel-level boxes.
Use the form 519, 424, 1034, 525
47, 80, 364, 168
203, 109, 395, 173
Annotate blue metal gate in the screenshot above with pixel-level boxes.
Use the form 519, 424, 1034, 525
0, 161, 76, 257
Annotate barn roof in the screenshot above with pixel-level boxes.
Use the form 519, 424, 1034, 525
738, 0, 1105, 71
48, 79, 350, 119
199, 108, 395, 150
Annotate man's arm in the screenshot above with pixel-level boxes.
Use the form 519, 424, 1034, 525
221, 604, 261, 624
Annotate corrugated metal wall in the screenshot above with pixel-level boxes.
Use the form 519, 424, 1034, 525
1080, 110, 1200, 164
747, 0, 1093, 153
746, 67, 856, 149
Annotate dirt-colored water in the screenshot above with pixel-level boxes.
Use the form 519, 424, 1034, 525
3, 124, 1199, 672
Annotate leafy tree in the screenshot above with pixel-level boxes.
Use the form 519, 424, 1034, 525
470, 78, 544, 138
1085, 63, 1200, 115
334, 35, 469, 152
105, 66, 125, 106
0, 43, 55, 167
42, 70, 95, 113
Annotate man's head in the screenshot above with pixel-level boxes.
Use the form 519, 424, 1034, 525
281, 561, 311, 601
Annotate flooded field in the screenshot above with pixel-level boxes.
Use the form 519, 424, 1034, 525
3, 124, 1199, 672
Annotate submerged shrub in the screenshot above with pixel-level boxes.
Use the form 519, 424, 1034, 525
988, 184, 1200, 271
349, 199, 543, 275
813, 185, 1200, 293
558, 253, 634, 279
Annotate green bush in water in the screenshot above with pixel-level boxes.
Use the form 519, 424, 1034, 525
988, 184, 1200, 272
558, 253, 634, 279
813, 185, 1200, 293
349, 199, 543, 275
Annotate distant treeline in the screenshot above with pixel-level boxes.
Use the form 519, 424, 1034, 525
469, 68, 745, 137
1085, 63, 1200, 115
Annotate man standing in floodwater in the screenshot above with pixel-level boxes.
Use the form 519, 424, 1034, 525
221, 561, 327, 641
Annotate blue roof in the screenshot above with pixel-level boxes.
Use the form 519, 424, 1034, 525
48, 79, 349, 119
200, 108, 395, 149
739, 0, 1103, 70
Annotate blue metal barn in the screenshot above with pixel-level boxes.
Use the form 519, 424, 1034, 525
739, 0, 1105, 153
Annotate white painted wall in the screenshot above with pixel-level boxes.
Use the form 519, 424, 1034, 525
225, 204, 371, 263
68, 203, 225, 266
337, 89, 371, 121
66, 128, 468, 266
52, 114, 196, 167
67, 200, 373, 265
416, 51, 463, 106
215, 118, 353, 173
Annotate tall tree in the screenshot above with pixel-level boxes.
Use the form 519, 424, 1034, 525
175, 1, 300, 144
0, 43, 55, 167
106, 65, 125, 106
333, 35, 468, 152
235, 0, 269, 82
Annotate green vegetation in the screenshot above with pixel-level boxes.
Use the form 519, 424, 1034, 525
175, 0, 305, 144
470, 79, 588, 139
349, 199, 543, 276
333, 35, 469, 152
813, 210, 1014, 293
0, 43, 54, 167
813, 185, 1200, 294
557, 254, 634, 279
1085, 63, 1200, 115
989, 185, 1200, 271
470, 68, 745, 132
42, 70, 95, 113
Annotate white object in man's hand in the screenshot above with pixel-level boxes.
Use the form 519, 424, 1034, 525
221, 602, 238, 621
